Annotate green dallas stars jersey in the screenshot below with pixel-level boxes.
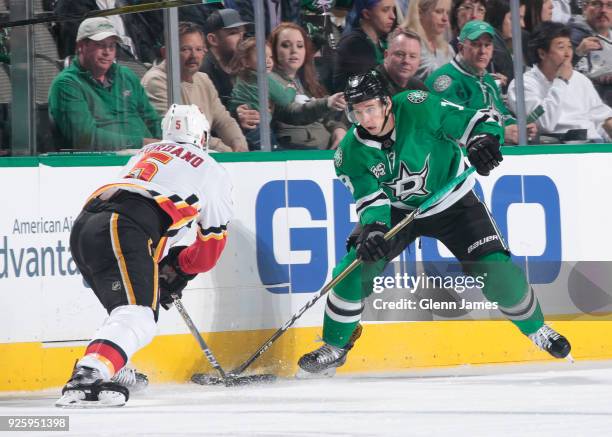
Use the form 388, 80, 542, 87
334, 89, 503, 227
426, 58, 516, 127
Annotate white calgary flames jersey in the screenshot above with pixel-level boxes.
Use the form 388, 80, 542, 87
88, 141, 233, 262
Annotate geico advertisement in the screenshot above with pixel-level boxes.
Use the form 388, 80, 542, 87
0, 154, 611, 342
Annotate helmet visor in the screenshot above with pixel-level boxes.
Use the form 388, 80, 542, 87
346, 98, 386, 125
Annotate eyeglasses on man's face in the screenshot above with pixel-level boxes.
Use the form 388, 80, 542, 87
588, 1, 612, 10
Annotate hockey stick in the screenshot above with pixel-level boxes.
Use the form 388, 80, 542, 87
171, 294, 276, 386
229, 166, 477, 377
187, 282, 291, 292
0, 0, 217, 29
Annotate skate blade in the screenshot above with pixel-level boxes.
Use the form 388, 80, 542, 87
565, 352, 575, 363
295, 366, 337, 379
55, 390, 126, 408
191, 373, 277, 386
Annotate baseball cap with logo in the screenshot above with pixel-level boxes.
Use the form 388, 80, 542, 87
204, 9, 251, 34
459, 20, 495, 42
76, 17, 124, 43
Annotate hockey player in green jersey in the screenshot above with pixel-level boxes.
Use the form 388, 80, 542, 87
297, 71, 571, 376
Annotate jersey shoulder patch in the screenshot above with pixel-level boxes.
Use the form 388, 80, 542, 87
406, 90, 429, 104
432, 74, 452, 92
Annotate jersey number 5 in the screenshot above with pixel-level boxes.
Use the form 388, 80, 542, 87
125, 152, 173, 182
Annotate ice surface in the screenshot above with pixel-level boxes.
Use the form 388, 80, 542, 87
2, 360, 612, 436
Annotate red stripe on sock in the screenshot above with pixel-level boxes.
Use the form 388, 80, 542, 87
85, 341, 126, 374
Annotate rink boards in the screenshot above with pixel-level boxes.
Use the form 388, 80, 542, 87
1, 146, 612, 391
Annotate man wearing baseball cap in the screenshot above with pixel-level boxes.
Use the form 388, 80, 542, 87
426, 20, 537, 144
49, 17, 161, 150
200, 9, 250, 109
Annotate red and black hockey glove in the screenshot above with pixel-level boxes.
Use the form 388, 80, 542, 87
466, 133, 503, 176
158, 246, 197, 310
356, 221, 390, 263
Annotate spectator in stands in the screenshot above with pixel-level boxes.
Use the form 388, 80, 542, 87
121, 0, 224, 64
229, 38, 294, 149
334, 0, 397, 92
403, 0, 454, 81
569, 0, 612, 105
508, 21, 612, 142
300, 0, 343, 93
485, 0, 526, 91
54, 0, 224, 63
226, 0, 301, 36
450, 0, 487, 52
203, 9, 264, 137
54, 0, 140, 61
48, 18, 161, 151
141, 22, 248, 152
377, 27, 428, 94
427, 20, 536, 144
524, 0, 554, 33
270, 22, 349, 149
201, 9, 250, 109
229, 36, 345, 150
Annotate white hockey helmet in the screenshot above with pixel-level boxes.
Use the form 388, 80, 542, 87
161, 104, 210, 149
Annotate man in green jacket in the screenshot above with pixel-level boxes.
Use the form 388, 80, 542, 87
426, 20, 537, 144
49, 17, 161, 151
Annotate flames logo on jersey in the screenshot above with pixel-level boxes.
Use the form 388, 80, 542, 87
383, 155, 430, 200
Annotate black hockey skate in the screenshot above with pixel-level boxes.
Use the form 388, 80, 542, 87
297, 324, 363, 378
528, 324, 572, 359
55, 366, 129, 408
111, 366, 149, 392
297, 343, 348, 377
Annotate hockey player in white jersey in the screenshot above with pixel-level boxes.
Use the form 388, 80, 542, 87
56, 105, 233, 408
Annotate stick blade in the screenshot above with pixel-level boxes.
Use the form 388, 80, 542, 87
190, 373, 225, 385
224, 373, 277, 386
191, 372, 277, 386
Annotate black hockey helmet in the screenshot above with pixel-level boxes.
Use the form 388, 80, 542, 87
344, 71, 391, 124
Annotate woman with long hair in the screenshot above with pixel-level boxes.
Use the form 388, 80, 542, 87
523, 0, 554, 33
403, 0, 454, 81
269, 22, 348, 150
485, 0, 527, 91
229, 34, 345, 151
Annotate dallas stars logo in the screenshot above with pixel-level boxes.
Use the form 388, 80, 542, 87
383, 155, 430, 200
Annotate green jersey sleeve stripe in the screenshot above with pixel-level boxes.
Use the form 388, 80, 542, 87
357, 198, 391, 220
355, 189, 386, 210
355, 191, 389, 216
458, 108, 501, 145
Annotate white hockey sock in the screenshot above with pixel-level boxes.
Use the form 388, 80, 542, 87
79, 305, 157, 378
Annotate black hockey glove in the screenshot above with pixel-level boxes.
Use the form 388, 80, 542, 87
356, 222, 391, 263
158, 246, 197, 310
466, 134, 503, 176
